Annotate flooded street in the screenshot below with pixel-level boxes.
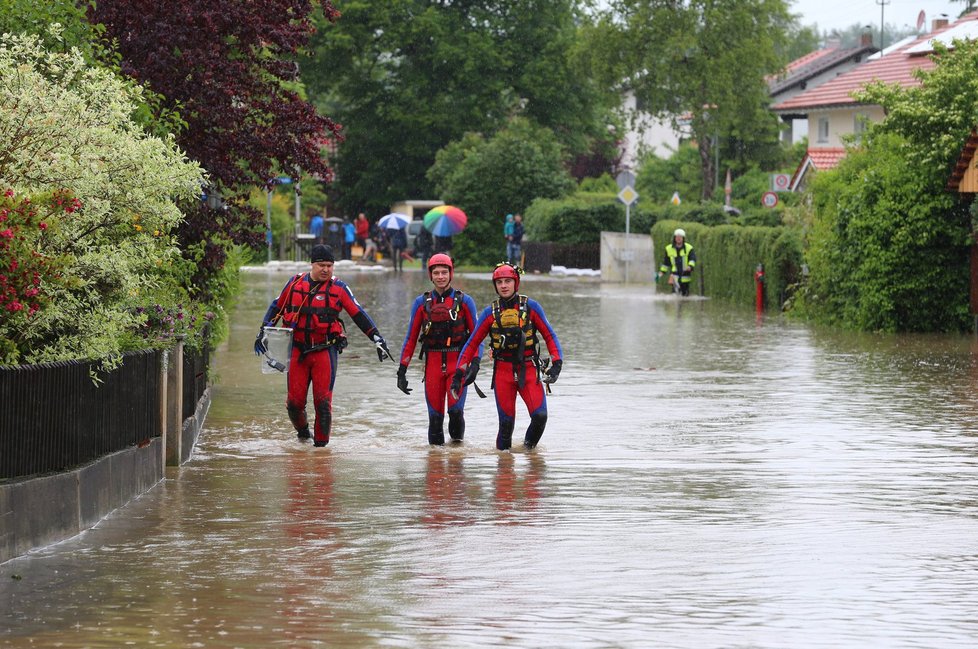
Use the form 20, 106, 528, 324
4, 267, 978, 648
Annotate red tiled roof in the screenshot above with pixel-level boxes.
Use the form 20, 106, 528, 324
773, 14, 978, 112
808, 147, 847, 169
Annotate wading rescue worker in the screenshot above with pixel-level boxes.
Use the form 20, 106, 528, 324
658, 227, 697, 296
397, 254, 482, 445
451, 262, 563, 451
254, 244, 392, 447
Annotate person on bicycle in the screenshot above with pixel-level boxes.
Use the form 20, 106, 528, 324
658, 228, 696, 296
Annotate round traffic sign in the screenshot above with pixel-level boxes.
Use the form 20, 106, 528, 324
762, 192, 779, 208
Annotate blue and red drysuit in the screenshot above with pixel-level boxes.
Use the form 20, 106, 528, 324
399, 287, 482, 444
456, 294, 562, 450
262, 274, 381, 445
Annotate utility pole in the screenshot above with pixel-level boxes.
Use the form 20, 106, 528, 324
876, 0, 890, 50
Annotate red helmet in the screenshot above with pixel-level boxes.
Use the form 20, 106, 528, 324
427, 253, 454, 280
492, 262, 521, 292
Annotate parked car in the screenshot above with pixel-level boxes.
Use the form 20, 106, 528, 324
406, 219, 423, 251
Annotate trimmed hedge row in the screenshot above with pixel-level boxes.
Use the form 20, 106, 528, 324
652, 220, 803, 310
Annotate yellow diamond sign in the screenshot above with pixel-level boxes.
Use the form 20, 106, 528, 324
617, 185, 638, 206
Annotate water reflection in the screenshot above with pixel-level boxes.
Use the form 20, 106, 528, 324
492, 453, 544, 525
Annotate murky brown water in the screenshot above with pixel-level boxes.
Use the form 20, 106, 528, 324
4, 267, 978, 648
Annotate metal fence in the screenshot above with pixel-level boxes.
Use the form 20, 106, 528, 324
1, 336, 212, 481
0, 350, 162, 481
183, 341, 209, 421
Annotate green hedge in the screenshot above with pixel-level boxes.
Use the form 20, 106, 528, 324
652, 220, 803, 310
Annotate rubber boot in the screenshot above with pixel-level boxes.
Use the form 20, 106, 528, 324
313, 400, 331, 447
523, 412, 547, 449
428, 413, 445, 445
448, 410, 465, 442
496, 419, 515, 451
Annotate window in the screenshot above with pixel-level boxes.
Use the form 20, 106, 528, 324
853, 113, 869, 142
817, 117, 830, 143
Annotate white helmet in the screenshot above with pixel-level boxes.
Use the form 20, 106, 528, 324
674, 228, 686, 238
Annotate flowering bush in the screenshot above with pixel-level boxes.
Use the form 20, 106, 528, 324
0, 31, 205, 365
0, 189, 76, 364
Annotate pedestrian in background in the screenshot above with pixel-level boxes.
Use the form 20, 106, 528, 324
508, 214, 524, 265
415, 225, 433, 270
389, 226, 408, 273
309, 213, 325, 245
342, 218, 355, 260
503, 213, 514, 259
254, 244, 393, 446
354, 213, 369, 254
658, 228, 696, 296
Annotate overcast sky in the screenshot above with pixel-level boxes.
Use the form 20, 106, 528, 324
790, 0, 964, 33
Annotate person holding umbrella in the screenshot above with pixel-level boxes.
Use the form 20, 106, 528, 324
451, 262, 563, 451
379, 212, 412, 274
254, 244, 394, 447
397, 253, 482, 445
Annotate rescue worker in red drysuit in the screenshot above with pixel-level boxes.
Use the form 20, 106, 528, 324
254, 244, 392, 447
451, 262, 563, 451
397, 254, 482, 445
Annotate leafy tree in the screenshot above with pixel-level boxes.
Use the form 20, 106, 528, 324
0, 33, 205, 365
428, 118, 575, 264
794, 39, 978, 332
89, 0, 341, 298
303, 0, 614, 215
585, 0, 791, 200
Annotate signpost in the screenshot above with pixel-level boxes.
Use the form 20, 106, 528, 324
616, 171, 639, 283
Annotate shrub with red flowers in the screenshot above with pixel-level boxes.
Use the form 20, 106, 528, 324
0, 189, 75, 364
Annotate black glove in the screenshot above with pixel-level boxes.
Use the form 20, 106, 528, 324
372, 333, 391, 362
254, 327, 267, 356
450, 368, 464, 399
463, 357, 480, 385
543, 359, 562, 384
397, 364, 412, 395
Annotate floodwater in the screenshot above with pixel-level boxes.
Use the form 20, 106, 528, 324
4, 267, 978, 648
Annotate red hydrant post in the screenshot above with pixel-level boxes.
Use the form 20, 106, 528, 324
754, 263, 765, 313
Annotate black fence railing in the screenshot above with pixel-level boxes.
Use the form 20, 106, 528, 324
0, 350, 162, 481
183, 340, 209, 421
524, 242, 600, 273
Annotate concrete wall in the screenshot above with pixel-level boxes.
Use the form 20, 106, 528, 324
600, 232, 655, 284
0, 390, 210, 564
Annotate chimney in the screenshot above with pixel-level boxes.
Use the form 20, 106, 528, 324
860, 32, 873, 47
932, 18, 950, 31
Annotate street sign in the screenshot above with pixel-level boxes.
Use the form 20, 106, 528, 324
615, 171, 636, 190
617, 185, 639, 206
771, 174, 790, 192
762, 191, 779, 208
671, 191, 681, 206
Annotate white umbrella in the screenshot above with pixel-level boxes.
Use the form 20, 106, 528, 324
378, 212, 411, 230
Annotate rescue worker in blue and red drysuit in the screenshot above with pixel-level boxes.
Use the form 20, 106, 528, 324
451, 262, 563, 451
397, 253, 482, 445
254, 244, 392, 447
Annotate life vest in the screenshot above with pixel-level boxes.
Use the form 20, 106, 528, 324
277, 275, 345, 349
490, 295, 538, 363
419, 291, 469, 354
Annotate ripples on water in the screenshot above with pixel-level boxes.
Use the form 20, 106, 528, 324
4, 270, 978, 648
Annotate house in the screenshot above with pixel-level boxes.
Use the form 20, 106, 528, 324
773, 14, 978, 191
615, 36, 878, 170
947, 129, 978, 319
768, 35, 879, 144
